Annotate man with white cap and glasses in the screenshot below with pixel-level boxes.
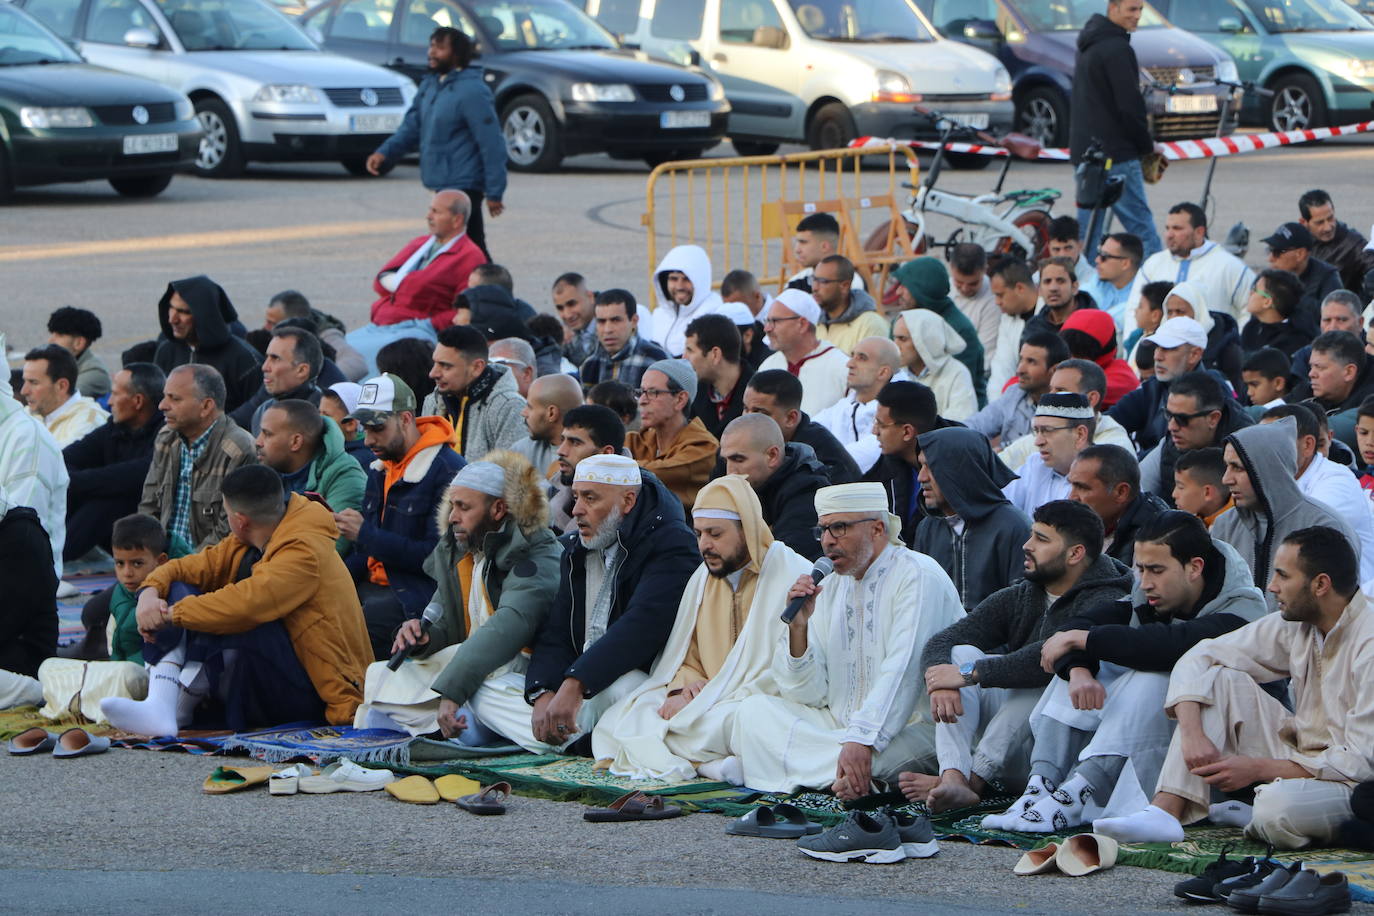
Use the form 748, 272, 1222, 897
1108, 315, 1218, 454
474, 454, 698, 754
756, 288, 850, 416
1003, 393, 1097, 518
727, 481, 963, 797
626, 358, 719, 510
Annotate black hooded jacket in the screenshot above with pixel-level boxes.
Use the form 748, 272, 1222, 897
154, 276, 263, 412
1070, 14, 1152, 164
754, 442, 829, 561
913, 427, 1031, 609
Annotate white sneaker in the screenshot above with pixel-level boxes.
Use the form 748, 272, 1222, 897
56, 580, 82, 599
298, 758, 395, 794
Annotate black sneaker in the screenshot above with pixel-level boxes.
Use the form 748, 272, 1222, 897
1228, 862, 1302, 914
1257, 868, 1351, 916
1216, 859, 1281, 902
1174, 849, 1252, 903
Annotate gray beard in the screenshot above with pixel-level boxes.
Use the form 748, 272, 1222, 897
580, 505, 625, 550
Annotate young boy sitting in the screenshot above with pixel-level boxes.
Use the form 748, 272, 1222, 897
1241, 347, 1292, 416
1355, 396, 1374, 495
1172, 447, 1232, 528
319, 382, 371, 471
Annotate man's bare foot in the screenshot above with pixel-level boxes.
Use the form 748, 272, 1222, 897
927, 780, 981, 814
897, 770, 941, 803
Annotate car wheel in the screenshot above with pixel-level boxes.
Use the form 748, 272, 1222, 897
109, 173, 174, 198
1016, 87, 1068, 149
339, 155, 392, 177
1268, 73, 1327, 132
193, 98, 245, 178
643, 148, 706, 168
807, 102, 857, 151
501, 94, 563, 172
0, 146, 13, 204
731, 139, 780, 157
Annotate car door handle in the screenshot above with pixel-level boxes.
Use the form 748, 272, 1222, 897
713, 52, 727, 63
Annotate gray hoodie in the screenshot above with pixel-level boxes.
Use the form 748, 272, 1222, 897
913, 427, 1031, 609
1211, 417, 1358, 604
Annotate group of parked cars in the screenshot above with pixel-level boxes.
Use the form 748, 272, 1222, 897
2, 0, 1373, 197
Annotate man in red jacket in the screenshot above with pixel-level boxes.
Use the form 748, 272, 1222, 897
346, 189, 487, 374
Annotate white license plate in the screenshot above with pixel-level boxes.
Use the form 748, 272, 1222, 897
1166, 94, 1218, 114
122, 133, 177, 155
944, 112, 990, 129
660, 110, 710, 129
351, 113, 402, 132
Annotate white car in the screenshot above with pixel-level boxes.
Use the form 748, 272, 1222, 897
13, 0, 416, 176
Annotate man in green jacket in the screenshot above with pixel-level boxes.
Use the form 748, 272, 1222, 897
254, 399, 367, 555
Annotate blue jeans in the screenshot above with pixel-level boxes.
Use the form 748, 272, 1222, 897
345, 318, 439, 376
1078, 158, 1163, 262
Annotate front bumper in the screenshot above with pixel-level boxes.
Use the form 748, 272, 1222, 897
9, 121, 201, 186
236, 100, 410, 160
1146, 85, 1239, 140
851, 99, 1015, 139
556, 100, 730, 156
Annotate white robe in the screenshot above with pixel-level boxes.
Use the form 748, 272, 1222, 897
592, 540, 810, 780
732, 544, 964, 793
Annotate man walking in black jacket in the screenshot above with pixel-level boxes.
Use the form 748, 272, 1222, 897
1070, 0, 1163, 260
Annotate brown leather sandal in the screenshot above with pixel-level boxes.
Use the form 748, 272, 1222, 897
583, 790, 683, 823
454, 781, 511, 815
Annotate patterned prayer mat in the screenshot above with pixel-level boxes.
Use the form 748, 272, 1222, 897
108, 730, 233, 754
218, 723, 414, 765
0, 705, 112, 740
56, 572, 116, 647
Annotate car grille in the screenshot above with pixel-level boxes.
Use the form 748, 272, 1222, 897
637, 83, 709, 103
323, 87, 405, 108
1146, 65, 1217, 87
1151, 112, 1224, 140
93, 103, 178, 125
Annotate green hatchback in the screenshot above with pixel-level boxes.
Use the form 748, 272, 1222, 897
1156, 0, 1374, 130
0, 1, 201, 199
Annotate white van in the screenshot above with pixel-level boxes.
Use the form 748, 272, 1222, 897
579, 0, 1013, 155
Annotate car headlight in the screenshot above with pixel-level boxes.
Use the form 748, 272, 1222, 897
993, 66, 1012, 100
1339, 58, 1374, 79
252, 84, 320, 103
569, 82, 635, 102
1216, 59, 1239, 83
708, 79, 725, 101
19, 107, 94, 128
174, 97, 195, 121
872, 69, 918, 103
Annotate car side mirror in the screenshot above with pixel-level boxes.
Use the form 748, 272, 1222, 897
753, 25, 789, 50
1217, 16, 1244, 33
123, 26, 159, 48
962, 19, 1001, 42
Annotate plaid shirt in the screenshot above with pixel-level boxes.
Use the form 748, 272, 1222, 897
170, 424, 214, 546
563, 324, 599, 370
578, 334, 669, 393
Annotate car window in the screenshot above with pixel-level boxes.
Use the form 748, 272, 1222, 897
21, 0, 85, 38
1165, 0, 1252, 32
1238, 0, 1371, 30
720, 0, 785, 42
328, 0, 394, 40
928, 0, 1000, 35
468, 0, 616, 48
650, 0, 703, 39
786, 0, 936, 41
400, 0, 477, 44
586, 0, 639, 35
1007, 0, 1165, 30
0, 3, 85, 60
86, 0, 160, 42
153, 0, 317, 49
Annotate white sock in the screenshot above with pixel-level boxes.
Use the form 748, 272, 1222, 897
698, 755, 744, 786
1208, 800, 1253, 827
1009, 773, 1094, 833
99, 660, 199, 736
1092, 804, 1185, 843
982, 774, 1056, 830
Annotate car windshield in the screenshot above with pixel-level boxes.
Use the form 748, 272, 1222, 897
154, 0, 318, 49
1008, 0, 1167, 30
785, 0, 936, 41
467, 0, 617, 50
1238, 0, 1372, 30
0, 4, 83, 64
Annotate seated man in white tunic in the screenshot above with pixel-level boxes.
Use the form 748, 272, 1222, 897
591, 475, 811, 781
727, 482, 964, 798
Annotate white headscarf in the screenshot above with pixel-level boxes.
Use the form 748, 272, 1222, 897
1165, 281, 1213, 335
814, 482, 902, 545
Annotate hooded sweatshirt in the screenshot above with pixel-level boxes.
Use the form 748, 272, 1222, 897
920, 553, 1134, 689
1211, 417, 1358, 603
1070, 13, 1151, 165
1164, 281, 1243, 392
155, 277, 264, 412
304, 417, 369, 555
817, 287, 890, 355
913, 427, 1031, 609
1060, 308, 1140, 409
899, 309, 976, 421
651, 244, 723, 357
893, 258, 986, 407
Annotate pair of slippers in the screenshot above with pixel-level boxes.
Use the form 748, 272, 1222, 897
1014, 834, 1119, 877
727, 804, 823, 838
7, 727, 109, 758
385, 775, 510, 814
583, 790, 683, 823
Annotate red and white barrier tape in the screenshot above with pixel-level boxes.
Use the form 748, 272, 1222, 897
851, 119, 1374, 161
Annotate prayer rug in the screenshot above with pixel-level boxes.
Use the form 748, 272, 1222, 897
55, 572, 117, 647
108, 730, 232, 754
218, 722, 414, 765
0, 705, 112, 740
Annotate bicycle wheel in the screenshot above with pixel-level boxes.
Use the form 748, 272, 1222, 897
994, 209, 1052, 261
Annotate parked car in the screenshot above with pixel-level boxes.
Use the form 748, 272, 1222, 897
0, 1, 200, 198
579, 0, 1015, 158
912, 0, 1239, 147
298, 0, 730, 171
11, 0, 417, 176
1154, 0, 1374, 131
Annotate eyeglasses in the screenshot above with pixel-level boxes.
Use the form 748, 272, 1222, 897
1251, 287, 1273, 301
1095, 251, 1128, 261
1165, 409, 1216, 426
1030, 424, 1074, 437
633, 387, 674, 400
810, 275, 843, 285
762, 315, 801, 328
812, 520, 868, 540
872, 418, 905, 431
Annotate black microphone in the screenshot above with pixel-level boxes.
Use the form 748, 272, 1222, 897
387, 603, 443, 671
780, 557, 834, 624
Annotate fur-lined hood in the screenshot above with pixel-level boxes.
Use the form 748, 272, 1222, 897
433, 448, 551, 540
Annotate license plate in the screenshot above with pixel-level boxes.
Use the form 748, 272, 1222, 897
660, 110, 710, 129
122, 133, 177, 155
1166, 94, 1218, 113
351, 113, 402, 132
944, 112, 989, 129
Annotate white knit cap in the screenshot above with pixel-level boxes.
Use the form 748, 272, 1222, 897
574, 454, 642, 487
451, 461, 505, 498
716, 301, 757, 328
772, 287, 822, 327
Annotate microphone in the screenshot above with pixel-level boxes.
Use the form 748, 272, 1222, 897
780, 557, 834, 625
387, 603, 443, 671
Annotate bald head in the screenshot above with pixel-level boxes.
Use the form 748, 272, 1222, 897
720, 413, 786, 488
847, 336, 903, 399
523, 372, 583, 444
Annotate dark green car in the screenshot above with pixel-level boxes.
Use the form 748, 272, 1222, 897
0, 1, 201, 199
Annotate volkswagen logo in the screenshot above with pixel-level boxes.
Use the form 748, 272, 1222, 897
669, 84, 685, 102
132, 105, 150, 125
360, 88, 379, 107
1178, 68, 1196, 85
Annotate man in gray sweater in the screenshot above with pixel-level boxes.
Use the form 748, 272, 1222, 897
900, 500, 1132, 813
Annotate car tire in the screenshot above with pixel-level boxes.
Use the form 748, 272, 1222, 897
1268, 73, 1327, 132
643, 148, 706, 168
109, 173, 174, 198
501, 94, 563, 172
339, 155, 393, 177
1016, 86, 1068, 149
731, 139, 780, 157
807, 102, 857, 151
0, 146, 13, 204
193, 98, 245, 178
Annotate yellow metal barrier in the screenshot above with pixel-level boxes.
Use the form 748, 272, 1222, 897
642, 144, 919, 301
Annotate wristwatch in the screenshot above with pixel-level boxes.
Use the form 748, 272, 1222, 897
959, 660, 978, 686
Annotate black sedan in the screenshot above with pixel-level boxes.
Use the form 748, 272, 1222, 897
298, 0, 729, 171
0, 2, 200, 199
